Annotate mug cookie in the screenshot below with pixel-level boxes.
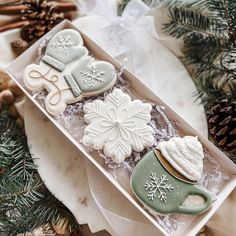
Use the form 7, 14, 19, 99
82, 88, 155, 163
24, 29, 117, 115
131, 136, 212, 215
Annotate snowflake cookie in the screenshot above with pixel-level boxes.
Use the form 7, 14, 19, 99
82, 88, 155, 163
24, 29, 116, 115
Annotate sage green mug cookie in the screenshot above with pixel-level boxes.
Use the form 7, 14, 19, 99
130, 150, 212, 215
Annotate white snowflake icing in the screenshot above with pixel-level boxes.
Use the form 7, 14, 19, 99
50, 34, 74, 56
81, 66, 106, 88
82, 88, 154, 163
144, 173, 174, 203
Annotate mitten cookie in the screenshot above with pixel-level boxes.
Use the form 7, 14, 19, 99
24, 29, 117, 115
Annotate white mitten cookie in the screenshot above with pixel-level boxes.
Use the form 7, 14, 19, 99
24, 62, 76, 115
24, 29, 117, 115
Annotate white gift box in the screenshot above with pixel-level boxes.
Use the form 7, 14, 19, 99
6, 20, 236, 236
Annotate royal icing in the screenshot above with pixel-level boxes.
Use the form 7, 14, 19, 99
144, 172, 174, 203
130, 150, 211, 215
82, 88, 155, 163
158, 136, 204, 181
24, 29, 116, 115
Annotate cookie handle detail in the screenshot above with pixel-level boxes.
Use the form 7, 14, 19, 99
175, 186, 212, 215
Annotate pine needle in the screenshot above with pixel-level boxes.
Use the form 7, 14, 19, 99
0, 108, 80, 235
163, 0, 236, 106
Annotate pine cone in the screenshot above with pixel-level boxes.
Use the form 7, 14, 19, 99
20, 0, 65, 43
11, 38, 29, 56
207, 99, 236, 162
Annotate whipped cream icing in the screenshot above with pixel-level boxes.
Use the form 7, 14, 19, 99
158, 136, 204, 181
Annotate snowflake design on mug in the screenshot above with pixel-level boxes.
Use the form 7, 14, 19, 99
144, 172, 174, 203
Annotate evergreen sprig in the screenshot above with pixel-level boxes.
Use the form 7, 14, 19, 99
163, 0, 236, 105
163, 0, 226, 17
0, 108, 80, 235
195, 75, 236, 105
163, 7, 225, 39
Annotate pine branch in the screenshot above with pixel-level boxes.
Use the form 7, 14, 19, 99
0, 178, 43, 209
204, 0, 225, 17
183, 38, 236, 85
163, 7, 226, 39
0, 111, 36, 180
163, 0, 236, 105
194, 75, 236, 105
183, 34, 230, 68
0, 108, 20, 133
163, 0, 208, 11
1, 186, 80, 235
163, 0, 226, 17
0, 108, 80, 235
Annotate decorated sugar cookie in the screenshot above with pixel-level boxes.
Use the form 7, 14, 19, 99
42, 28, 88, 72
157, 136, 204, 182
24, 29, 117, 115
82, 88, 155, 163
131, 136, 212, 215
